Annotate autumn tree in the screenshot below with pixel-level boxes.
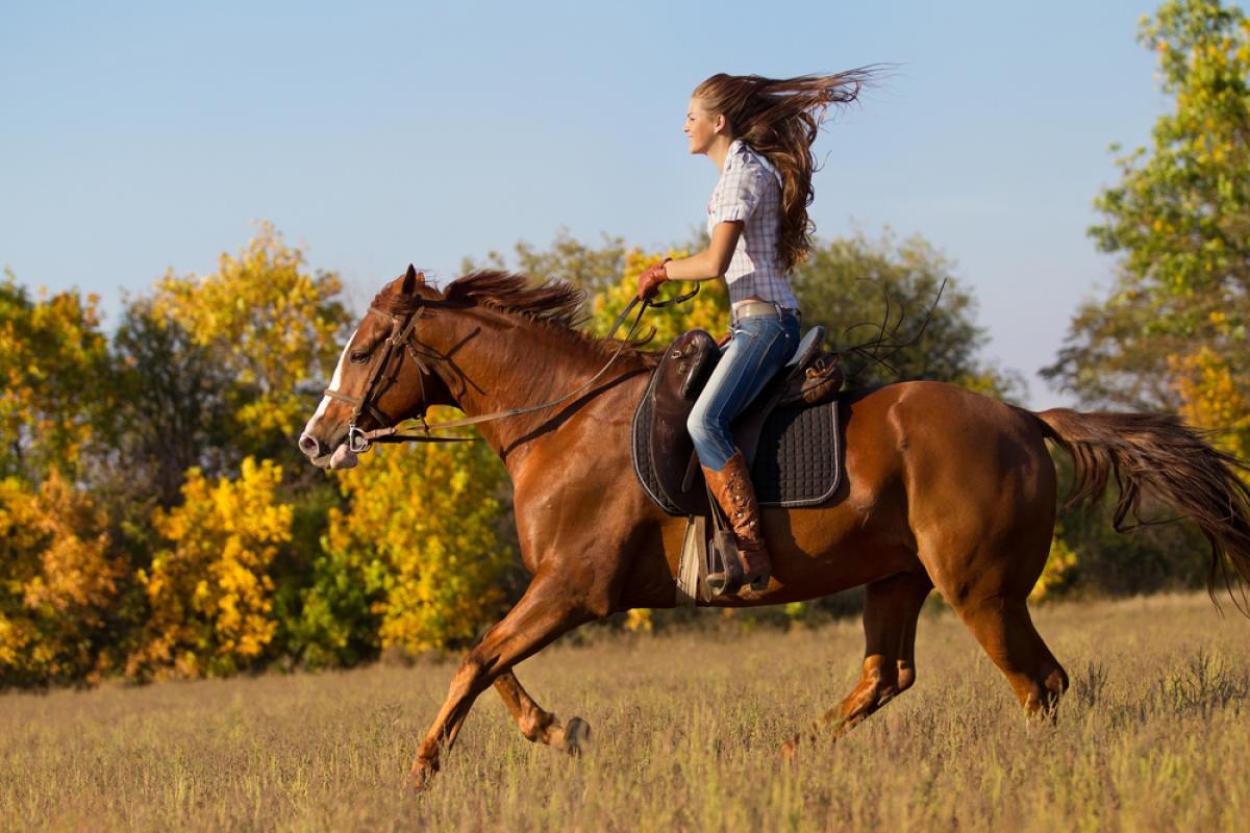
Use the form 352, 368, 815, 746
294, 433, 512, 666
152, 223, 351, 461
128, 458, 292, 679
0, 472, 122, 687
0, 272, 111, 482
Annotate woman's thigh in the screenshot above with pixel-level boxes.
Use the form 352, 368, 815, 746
691, 314, 796, 427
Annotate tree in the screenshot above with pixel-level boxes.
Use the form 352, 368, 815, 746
1044, 0, 1250, 424
0, 271, 111, 481
151, 223, 351, 459
586, 247, 731, 343
1040, 0, 1250, 598
128, 457, 292, 680
295, 430, 513, 666
792, 231, 1023, 397
0, 472, 121, 687
104, 298, 236, 507
461, 227, 629, 295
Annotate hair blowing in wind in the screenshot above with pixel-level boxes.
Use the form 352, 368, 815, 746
693, 68, 883, 272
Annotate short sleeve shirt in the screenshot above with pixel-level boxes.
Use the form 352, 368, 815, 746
706, 139, 799, 308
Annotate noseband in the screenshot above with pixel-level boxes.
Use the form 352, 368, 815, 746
322, 285, 698, 452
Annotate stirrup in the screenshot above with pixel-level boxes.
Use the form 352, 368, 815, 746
706, 533, 769, 597
706, 531, 744, 597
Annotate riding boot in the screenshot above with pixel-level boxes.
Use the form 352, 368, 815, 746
703, 450, 771, 595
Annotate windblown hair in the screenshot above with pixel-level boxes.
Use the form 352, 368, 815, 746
443, 270, 588, 329
693, 68, 882, 272
371, 270, 588, 329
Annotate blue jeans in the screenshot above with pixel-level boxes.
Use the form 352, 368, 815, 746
687, 309, 800, 471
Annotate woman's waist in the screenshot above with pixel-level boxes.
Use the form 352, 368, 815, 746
730, 297, 800, 323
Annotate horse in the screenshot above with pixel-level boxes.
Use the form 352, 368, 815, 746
298, 265, 1250, 789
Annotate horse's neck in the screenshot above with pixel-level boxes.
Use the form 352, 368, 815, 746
436, 308, 639, 457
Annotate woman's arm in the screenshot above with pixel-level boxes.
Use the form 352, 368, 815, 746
665, 221, 743, 280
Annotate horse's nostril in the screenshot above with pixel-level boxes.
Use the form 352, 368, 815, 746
298, 433, 322, 457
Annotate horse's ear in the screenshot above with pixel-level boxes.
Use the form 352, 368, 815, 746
401, 264, 425, 295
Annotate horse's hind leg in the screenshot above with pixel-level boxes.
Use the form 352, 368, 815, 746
782, 569, 932, 755
953, 594, 1068, 714
493, 670, 590, 755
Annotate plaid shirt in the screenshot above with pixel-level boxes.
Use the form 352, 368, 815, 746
706, 138, 799, 308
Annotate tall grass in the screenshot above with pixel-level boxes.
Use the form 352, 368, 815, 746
2, 593, 1248, 832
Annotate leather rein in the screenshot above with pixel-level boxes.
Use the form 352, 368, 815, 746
322, 286, 698, 453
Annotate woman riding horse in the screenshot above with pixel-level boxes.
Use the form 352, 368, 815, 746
637, 70, 873, 596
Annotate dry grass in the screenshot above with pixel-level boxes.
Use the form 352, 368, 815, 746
3, 592, 1250, 832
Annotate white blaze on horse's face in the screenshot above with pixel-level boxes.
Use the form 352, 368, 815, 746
299, 329, 360, 469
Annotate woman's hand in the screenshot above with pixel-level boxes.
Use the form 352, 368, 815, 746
637, 258, 672, 300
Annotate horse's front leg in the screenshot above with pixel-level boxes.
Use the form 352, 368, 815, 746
410, 575, 594, 789
494, 670, 591, 755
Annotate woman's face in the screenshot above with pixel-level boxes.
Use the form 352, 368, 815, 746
684, 96, 724, 155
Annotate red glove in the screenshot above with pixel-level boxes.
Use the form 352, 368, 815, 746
637, 258, 672, 300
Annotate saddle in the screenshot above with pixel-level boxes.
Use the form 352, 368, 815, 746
630, 326, 845, 518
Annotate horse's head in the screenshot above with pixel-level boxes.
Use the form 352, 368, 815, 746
299, 265, 455, 470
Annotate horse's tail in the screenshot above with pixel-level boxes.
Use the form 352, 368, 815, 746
1028, 407, 1250, 612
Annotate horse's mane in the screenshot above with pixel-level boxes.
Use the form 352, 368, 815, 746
443, 270, 589, 330
371, 270, 655, 363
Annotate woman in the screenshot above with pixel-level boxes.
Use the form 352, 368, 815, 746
637, 70, 872, 596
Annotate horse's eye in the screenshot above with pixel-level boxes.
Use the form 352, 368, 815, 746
349, 350, 370, 364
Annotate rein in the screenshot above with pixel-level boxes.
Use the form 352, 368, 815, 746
324, 285, 698, 453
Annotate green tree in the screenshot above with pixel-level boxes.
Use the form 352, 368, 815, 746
1044, 0, 1250, 421
105, 298, 236, 506
792, 231, 1023, 398
1041, 0, 1250, 598
461, 227, 629, 295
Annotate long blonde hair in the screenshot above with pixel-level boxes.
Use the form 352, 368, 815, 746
693, 69, 879, 271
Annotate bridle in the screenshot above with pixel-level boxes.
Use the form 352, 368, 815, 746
322, 286, 697, 453
322, 302, 445, 453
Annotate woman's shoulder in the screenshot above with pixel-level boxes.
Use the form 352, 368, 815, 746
727, 140, 781, 186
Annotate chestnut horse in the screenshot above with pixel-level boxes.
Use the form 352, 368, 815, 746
299, 266, 1250, 788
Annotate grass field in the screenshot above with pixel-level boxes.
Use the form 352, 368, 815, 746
3, 592, 1250, 832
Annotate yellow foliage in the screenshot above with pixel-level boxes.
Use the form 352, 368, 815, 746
0, 472, 119, 684
151, 223, 349, 445
623, 609, 653, 633
130, 457, 291, 679
0, 273, 108, 479
1031, 532, 1078, 601
1169, 347, 1250, 462
587, 249, 730, 344
323, 423, 512, 655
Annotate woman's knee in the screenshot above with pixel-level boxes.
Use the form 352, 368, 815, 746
686, 407, 719, 445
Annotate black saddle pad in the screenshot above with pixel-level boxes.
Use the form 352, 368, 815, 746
631, 372, 843, 516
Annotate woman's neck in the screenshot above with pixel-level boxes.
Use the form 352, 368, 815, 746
707, 134, 737, 171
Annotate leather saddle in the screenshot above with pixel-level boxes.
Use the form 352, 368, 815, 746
631, 326, 843, 517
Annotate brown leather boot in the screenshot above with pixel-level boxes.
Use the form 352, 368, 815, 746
703, 450, 771, 595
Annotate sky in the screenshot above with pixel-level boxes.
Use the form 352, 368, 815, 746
0, 0, 1193, 407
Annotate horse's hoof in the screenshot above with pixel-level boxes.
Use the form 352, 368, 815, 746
562, 716, 591, 757
408, 759, 438, 792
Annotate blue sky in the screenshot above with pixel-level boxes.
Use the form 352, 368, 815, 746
1, 0, 1189, 406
